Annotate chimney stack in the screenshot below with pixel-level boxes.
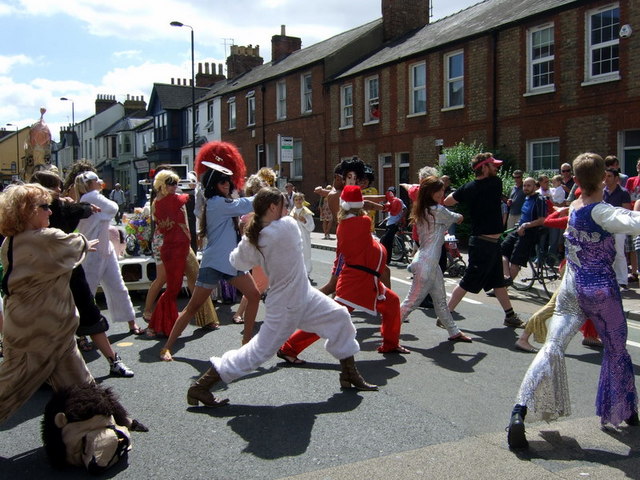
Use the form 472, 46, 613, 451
95, 94, 118, 114
123, 94, 147, 116
196, 61, 226, 87
226, 44, 264, 79
382, 0, 430, 42
271, 25, 301, 63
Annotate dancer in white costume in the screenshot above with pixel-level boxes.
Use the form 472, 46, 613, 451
186, 188, 377, 407
75, 172, 138, 332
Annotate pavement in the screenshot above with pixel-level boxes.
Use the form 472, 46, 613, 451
309, 231, 640, 323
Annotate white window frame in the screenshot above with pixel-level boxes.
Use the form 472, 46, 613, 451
301, 73, 312, 114
364, 75, 380, 124
528, 138, 560, 171
443, 50, 464, 110
246, 91, 256, 126
526, 23, 555, 95
340, 84, 353, 129
206, 100, 214, 132
583, 3, 620, 85
409, 61, 427, 116
276, 80, 287, 120
227, 97, 236, 130
292, 139, 303, 179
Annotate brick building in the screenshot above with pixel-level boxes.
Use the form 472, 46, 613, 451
329, 0, 640, 190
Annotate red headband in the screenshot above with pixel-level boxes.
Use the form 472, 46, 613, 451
473, 157, 502, 170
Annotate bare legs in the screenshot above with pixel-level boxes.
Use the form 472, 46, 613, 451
143, 263, 166, 321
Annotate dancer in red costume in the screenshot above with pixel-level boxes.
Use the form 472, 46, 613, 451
279, 185, 409, 363
147, 170, 191, 337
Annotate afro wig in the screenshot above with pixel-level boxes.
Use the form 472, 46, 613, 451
195, 141, 246, 191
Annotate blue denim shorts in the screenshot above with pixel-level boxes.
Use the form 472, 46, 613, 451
196, 267, 234, 289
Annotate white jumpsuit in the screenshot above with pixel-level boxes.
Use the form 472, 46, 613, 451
77, 189, 136, 323
211, 216, 359, 383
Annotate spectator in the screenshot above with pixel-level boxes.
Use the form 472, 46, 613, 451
506, 170, 525, 229
603, 168, 632, 288
443, 152, 523, 328
284, 183, 295, 211
559, 163, 575, 199
379, 186, 407, 265
605, 155, 628, 188
502, 177, 547, 280
109, 183, 126, 225
625, 158, 640, 201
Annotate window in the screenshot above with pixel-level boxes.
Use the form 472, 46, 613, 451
301, 73, 312, 113
154, 112, 167, 141
246, 91, 256, 126
206, 100, 214, 132
528, 139, 559, 171
410, 62, 427, 114
227, 97, 236, 130
340, 84, 353, 128
585, 4, 620, 82
527, 24, 555, 92
444, 51, 464, 108
194, 107, 199, 136
364, 75, 380, 123
292, 139, 303, 179
123, 133, 131, 154
276, 80, 287, 120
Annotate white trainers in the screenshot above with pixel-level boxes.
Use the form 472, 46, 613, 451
109, 353, 134, 377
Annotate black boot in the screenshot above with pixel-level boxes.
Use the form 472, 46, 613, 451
626, 412, 639, 426
507, 404, 529, 449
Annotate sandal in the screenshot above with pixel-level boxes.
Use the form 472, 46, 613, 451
448, 333, 473, 343
142, 311, 153, 322
159, 348, 173, 362
129, 326, 144, 335
378, 345, 411, 354
77, 336, 94, 351
514, 343, 538, 353
232, 314, 244, 324
202, 323, 220, 331
582, 337, 604, 348
144, 328, 157, 338
276, 349, 306, 365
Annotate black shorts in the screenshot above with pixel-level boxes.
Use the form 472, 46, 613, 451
460, 236, 508, 294
501, 230, 537, 267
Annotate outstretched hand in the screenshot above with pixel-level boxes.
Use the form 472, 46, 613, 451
87, 239, 100, 251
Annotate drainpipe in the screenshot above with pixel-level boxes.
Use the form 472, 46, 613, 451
261, 84, 266, 168
491, 29, 499, 149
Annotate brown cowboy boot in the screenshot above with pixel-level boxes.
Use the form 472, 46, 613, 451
187, 367, 229, 407
339, 356, 378, 391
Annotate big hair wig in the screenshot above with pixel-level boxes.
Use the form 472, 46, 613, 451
195, 141, 246, 190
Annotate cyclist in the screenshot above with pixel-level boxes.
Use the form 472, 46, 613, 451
501, 177, 547, 281
379, 186, 407, 265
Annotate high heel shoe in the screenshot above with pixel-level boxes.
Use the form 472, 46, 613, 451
186, 367, 229, 407
339, 356, 378, 391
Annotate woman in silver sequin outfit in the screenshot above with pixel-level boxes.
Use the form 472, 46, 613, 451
400, 176, 471, 342
508, 153, 640, 450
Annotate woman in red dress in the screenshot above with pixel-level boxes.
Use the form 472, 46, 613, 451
147, 170, 191, 337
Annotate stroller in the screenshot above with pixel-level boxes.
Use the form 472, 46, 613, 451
443, 234, 466, 277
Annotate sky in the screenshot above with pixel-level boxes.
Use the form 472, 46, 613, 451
0, 0, 477, 142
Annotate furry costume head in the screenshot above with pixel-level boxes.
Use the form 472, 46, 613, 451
42, 384, 132, 474
195, 141, 246, 191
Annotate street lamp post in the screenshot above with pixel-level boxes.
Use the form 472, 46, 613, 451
6, 123, 20, 177
170, 21, 196, 167
60, 97, 75, 160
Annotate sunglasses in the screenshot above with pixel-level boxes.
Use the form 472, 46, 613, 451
561, 170, 571, 173
38, 204, 51, 211
217, 176, 231, 184
165, 179, 178, 186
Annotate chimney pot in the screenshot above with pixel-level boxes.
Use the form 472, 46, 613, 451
281, 24, 286, 36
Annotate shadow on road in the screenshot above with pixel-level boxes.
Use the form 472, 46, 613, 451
186, 392, 364, 459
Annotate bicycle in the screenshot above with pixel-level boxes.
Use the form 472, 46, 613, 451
376, 219, 414, 264
511, 249, 562, 298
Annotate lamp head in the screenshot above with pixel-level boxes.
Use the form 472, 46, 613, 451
170, 21, 184, 27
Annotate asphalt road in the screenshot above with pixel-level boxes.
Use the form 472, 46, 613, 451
1, 249, 640, 479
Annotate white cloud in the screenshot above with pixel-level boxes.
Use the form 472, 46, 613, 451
0, 55, 34, 75
113, 50, 142, 59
